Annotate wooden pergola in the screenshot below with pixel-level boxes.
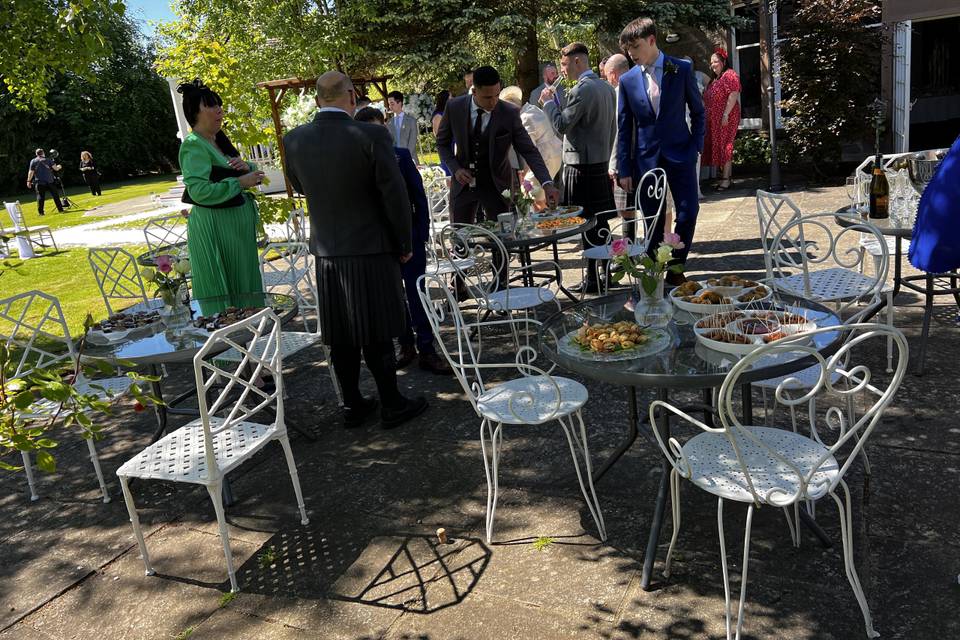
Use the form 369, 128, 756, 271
256, 75, 394, 197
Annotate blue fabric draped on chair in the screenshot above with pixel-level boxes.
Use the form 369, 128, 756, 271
909, 134, 960, 273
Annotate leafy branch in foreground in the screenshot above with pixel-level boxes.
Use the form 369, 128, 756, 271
0, 316, 161, 474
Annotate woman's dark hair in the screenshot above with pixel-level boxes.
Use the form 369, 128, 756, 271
177, 79, 240, 157
434, 90, 450, 113
354, 107, 386, 124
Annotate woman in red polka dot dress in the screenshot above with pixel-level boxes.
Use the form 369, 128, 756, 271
702, 48, 741, 191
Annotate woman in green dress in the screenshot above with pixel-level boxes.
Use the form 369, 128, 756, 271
177, 80, 265, 309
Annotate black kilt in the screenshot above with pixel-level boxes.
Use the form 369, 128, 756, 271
562, 162, 615, 245
315, 254, 407, 346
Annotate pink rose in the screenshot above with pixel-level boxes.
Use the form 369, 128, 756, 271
155, 254, 174, 274
663, 232, 685, 250
611, 238, 629, 256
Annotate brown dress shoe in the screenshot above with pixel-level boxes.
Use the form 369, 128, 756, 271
419, 352, 453, 375
396, 345, 417, 370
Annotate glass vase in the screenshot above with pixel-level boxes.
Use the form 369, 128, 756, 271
634, 277, 674, 328
158, 285, 190, 329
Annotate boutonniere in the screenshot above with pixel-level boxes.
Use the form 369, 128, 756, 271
664, 60, 679, 75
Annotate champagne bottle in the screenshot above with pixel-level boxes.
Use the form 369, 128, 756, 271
869, 153, 889, 219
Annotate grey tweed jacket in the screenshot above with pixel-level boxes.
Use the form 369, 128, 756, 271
542, 71, 617, 166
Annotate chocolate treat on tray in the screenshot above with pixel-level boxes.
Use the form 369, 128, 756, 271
192, 306, 268, 331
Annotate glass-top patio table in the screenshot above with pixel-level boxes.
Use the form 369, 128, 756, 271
487, 211, 596, 302
538, 290, 843, 589
834, 206, 960, 374
83, 292, 297, 442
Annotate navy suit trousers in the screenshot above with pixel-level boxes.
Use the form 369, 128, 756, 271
634, 155, 699, 264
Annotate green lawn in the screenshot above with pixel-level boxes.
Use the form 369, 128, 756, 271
1, 245, 147, 336
2, 174, 179, 232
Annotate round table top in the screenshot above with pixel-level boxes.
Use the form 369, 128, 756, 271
83, 292, 297, 366
538, 291, 842, 390
834, 206, 913, 239
496, 216, 596, 249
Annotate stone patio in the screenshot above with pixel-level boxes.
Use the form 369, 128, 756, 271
2, 183, 958, 640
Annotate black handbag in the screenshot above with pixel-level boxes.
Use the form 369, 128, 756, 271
182, 165, 248, 209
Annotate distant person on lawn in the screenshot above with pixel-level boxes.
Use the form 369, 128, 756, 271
79, 151, 102, 196
26, 148, 64, 216
177, 79, 265, 308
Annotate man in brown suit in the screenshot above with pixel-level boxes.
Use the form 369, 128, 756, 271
437, 66, 560, 224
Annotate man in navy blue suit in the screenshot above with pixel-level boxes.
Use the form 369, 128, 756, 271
616, 17, 705, 284
355, 106, 451, 375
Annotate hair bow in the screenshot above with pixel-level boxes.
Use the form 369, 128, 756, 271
176, 78, 207, 95
714, 47, 729, 60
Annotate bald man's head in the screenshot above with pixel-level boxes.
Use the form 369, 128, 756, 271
605, 54, 630, 87
315, 71, 355, 111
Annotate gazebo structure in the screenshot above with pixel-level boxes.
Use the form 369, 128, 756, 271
256, 75, 393, 197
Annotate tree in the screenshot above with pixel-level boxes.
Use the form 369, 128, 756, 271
154, 0, 735, 149
778, 0, 883, 164
0, 0, 126, 112
0, 12, 180, 193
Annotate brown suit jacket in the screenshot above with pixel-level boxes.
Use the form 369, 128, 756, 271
437, 95, 553, 199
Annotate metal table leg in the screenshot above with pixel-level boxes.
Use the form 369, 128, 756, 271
916, 274, 935, 376
592, 386, 640, 483
148, 364, 169, 443
641, 388, 670, 591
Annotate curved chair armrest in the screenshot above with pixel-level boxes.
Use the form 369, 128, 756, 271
649, 400, 724, 480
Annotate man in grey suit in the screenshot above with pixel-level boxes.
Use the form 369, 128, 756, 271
528, 63, 565, 109
283, 71, 428, 430
437, 65, 560, 224
605, 54, 631, 210
387, 90, 419, 165
540, 42, 618, 293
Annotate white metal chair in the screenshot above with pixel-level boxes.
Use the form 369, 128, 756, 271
4, 201, 57, 252
581, 168, 667, 297
650, 323, 907, 640
1, 290, 134, 502
218, 242, 341, 404
440, 223, 561, 316
285, 208, 307, 243
116, 309, 309, 592
88, 247, 149, 315
756, 193, 895, 371
143, 211, 189, 252
417, 273, 606, 543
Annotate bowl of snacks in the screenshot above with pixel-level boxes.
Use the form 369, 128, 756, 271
694, 309, 816, 355
531, 205, 583, 222
535, 216, 586, 231
733, 285, 772, 306
88, 311, 163, 344
669, 282, 736, 314
190, 306, 266, 333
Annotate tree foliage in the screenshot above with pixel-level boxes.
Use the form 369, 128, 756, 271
154, 0, 734, 148
779, 0, 883, 163
0, 13, 180, 193
0, 0, 126, 112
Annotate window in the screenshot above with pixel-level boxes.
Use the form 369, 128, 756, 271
731, 1, 795, 129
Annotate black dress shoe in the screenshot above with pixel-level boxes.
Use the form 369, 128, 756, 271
419, 352, 452, 375
569, 279, 601, 294
344, 397, 378, 428
381, 396, 428, 429
665, 270, 688, 287
396, 345, 417, 370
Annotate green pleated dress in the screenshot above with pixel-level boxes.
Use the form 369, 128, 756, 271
179, 132, 262, 313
